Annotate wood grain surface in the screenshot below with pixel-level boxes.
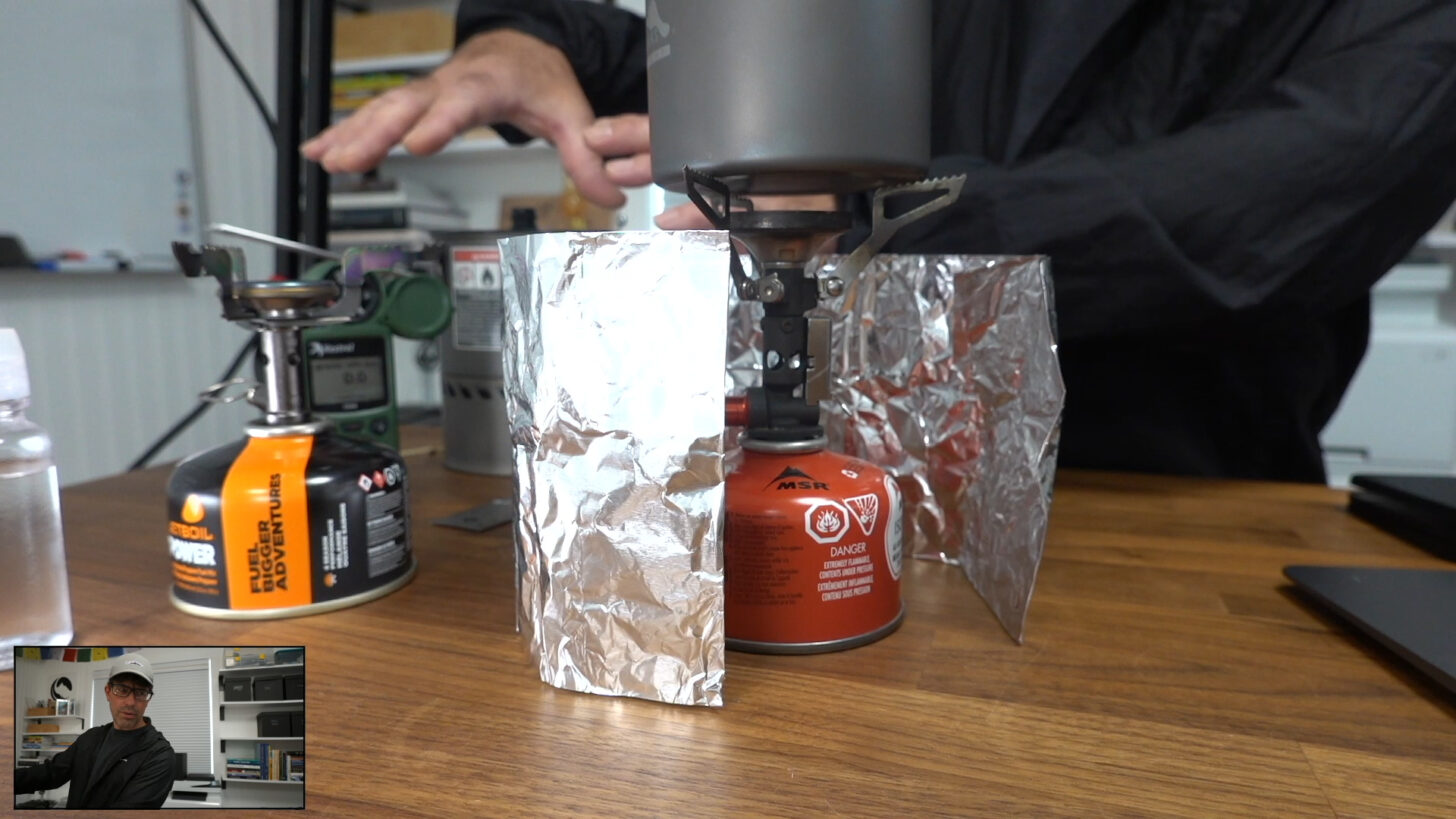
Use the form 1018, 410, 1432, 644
5, 428, 1453, 817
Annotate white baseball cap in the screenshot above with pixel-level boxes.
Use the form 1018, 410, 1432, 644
108, 654, 155, 687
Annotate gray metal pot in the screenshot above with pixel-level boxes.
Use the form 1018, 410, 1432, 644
646, 0, 931, 195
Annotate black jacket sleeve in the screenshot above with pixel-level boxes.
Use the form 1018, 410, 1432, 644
14, 742, 76, 793
879, 0, 1456, 342
455, 0, 647, 143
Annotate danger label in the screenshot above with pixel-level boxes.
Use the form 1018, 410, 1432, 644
817, 548, 875, 602
452, 247, 504, 352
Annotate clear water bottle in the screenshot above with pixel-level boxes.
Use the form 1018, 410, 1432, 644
0, 328, 72, 669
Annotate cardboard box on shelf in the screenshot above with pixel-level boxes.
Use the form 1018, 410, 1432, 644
499, 194, 619, 232
335, 9, 453, 61
24, 707, 50, 717
30, 724, 60, 733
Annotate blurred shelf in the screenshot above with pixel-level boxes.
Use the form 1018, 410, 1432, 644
0, 268, 177, 276
334, 51, 448, 75
219, 662, 304, 677
385, 136, 552, 159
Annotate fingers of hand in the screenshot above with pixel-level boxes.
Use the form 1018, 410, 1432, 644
556, 133, 628, 209
306, 85, 433, 172
604, 153, 654, 188
583, 114, 651, 158
655, 202, 715, 230
400, 81, 490, 157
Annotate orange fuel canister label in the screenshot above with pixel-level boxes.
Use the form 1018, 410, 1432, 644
219, 435, 316, 610
725, 449, 904, 647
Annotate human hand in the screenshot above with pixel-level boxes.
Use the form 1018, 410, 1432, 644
579, 113, 839, 229
582, 113, 653, 188
301, 29, 627, 208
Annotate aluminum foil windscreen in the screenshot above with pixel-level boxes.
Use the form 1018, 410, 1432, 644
728, 255, 1063, 642
500, 231, 729, 707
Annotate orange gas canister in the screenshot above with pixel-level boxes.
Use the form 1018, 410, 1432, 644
724, 440, 905, 653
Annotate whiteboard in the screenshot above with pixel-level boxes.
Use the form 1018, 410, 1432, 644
0, 0, 203, 270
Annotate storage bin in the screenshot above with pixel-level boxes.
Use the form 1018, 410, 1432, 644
223, 678, 252, 702
256, 711, 293, 738
254, 677, 284, 701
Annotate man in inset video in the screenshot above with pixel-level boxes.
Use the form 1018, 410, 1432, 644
14, 654, 176, 809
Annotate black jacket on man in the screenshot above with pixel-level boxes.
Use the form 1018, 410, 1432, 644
459, 0, 1456, 482
15, 718, 175, 809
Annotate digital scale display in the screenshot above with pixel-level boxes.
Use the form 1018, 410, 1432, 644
308, 354, 386, 409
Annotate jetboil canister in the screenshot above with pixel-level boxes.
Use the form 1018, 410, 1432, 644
166, 237, 417, 619
167, 426, 412, 617
725, 439, 904, 652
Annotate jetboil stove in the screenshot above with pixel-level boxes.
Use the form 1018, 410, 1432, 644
164, 237, 419, 619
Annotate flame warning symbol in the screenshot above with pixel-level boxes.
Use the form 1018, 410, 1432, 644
845, 493, 879, 535
181, 494, 206, 524
814, 508, 842, 534
804, 500, 851, 544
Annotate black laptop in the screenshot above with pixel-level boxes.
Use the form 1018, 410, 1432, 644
1283, 472, 1456, 696
1284, 565, 1456, 696
1346, 473, 1456, 561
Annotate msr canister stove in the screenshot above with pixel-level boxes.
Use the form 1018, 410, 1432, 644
684, 170, 961, 653
644, 0, 959, 652
165, 239, 415, 618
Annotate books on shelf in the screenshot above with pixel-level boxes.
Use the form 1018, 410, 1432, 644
229, 746, 304, 782
328, 178, 468, 241
226, 757, 261, 780
330, 205, 467, 232
329, 177, 456, 209
327, 228, 438, 251
332, 71, 416, 115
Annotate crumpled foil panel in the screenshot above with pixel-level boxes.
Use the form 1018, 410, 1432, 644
728, 255, 1063, 642
500, 231, 729, 707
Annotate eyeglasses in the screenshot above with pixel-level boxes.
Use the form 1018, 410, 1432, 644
108, 683, 154, 702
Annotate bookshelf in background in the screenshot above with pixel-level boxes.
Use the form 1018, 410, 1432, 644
216, 651, 304, 794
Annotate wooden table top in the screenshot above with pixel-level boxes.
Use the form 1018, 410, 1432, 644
5, 427, 1454, 817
